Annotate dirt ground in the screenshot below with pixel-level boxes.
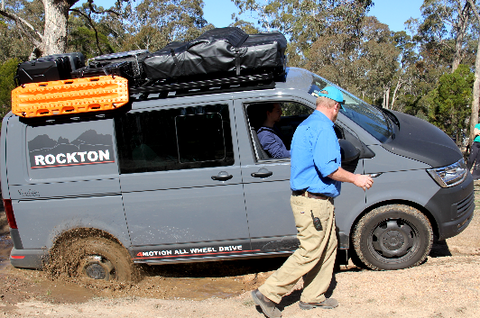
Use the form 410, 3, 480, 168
1, 186, 480, 318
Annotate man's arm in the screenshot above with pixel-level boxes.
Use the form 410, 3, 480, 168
328, 167, 373, 191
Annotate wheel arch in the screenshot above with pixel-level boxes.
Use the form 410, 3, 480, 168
50, 227, 128, 253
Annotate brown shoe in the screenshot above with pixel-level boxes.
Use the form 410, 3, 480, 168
299, 298, 339, 310
251, 289, 282, 318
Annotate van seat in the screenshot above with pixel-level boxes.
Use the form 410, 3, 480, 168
250, 128, 270, 160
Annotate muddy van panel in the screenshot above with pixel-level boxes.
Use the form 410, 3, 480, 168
11, 195, 128, 249
2, 115, 130, 269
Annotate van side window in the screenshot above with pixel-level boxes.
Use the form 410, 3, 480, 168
246, 102, 313, 161
115, 104, 234, 173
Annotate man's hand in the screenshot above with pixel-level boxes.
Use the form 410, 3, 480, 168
329, 168, 374, 191
353, 174, 374, 191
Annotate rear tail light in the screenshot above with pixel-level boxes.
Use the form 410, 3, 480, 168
3, 199, 18, 229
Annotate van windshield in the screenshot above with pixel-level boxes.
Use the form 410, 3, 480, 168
309, 74, 393, 142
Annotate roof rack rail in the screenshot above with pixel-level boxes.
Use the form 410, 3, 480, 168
130, 72, 281, 99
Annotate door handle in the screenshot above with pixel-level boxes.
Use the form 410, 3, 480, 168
251, 167, 273, 178
211, 171, 233, 181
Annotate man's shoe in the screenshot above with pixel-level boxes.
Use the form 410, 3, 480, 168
251, 289, 282, 318
299, 298, 339, 310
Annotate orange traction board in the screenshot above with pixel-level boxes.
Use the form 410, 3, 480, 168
11, 76, 129, 118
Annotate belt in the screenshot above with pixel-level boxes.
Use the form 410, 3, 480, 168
292, 190, 332, 201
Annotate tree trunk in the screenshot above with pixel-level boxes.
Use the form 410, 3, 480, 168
383, 87, 390, 109
41, 0, 72, 56
452, 1, 471, 72
468, 0, 480, 146
390, 78, 403, 111
469, 37, 480, 146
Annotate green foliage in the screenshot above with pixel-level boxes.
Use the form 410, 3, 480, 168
68, 23, 115, 58
306, 16, 399, 104
233, 0, 373, 66
426, 64, 474, 141
0, 58, 20, 122
408, 0, 476, 71
133, 0, 209, 50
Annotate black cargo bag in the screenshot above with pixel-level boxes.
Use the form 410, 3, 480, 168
72, 50, 149, 84
142, 27, 287, 81
16, 52, 85, 85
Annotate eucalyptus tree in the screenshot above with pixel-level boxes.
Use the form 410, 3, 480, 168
132, 0, 210, 51
0, 0, 132, 58
407, 0, 474, 72
0, 0, 43, 60
232, 0, 373, 66
466, 0, 480, 145
306, 16, 399, 107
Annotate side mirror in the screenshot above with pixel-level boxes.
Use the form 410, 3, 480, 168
339, 139, 360, 163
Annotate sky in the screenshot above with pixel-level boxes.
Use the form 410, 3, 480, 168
93, 0, 424, 34
202, 0, 424, 33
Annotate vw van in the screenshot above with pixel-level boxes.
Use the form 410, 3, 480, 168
1, 66, 474, 280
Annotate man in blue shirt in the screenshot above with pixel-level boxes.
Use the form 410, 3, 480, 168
257, 103, 291, 158
252, 86, 373, 318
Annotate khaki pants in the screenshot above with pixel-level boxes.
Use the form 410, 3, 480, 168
258, 194, 337, 303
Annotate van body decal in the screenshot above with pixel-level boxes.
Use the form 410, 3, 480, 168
134, 244, 261, 260
28, 129, 115, 169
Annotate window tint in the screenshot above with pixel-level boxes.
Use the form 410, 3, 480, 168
246, 101, 313, 160
115, 104, 234, 173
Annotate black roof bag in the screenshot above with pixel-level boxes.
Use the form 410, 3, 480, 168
143, 27, 287, 81
15, 52, 85, 85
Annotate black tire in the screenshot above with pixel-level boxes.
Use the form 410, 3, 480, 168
51, 236, 137, 282
352, 204, 433, 270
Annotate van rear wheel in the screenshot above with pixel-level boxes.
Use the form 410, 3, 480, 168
352, 204, 433, 270
51, 236, 137, 282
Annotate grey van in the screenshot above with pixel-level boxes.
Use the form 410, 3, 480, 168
1, 67, 474, 280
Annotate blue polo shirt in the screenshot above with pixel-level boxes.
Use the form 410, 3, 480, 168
290, 110, 341, 198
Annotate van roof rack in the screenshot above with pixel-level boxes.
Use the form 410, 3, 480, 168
130, 72, 281, 99
11, 70, 284, 119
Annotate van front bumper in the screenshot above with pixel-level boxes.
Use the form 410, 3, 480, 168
425, 173, 475, 241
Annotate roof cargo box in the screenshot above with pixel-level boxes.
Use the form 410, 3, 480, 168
142, 27, 287, 81
16, 52, 85, 85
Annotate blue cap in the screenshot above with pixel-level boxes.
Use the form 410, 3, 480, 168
313, 86, 344, 103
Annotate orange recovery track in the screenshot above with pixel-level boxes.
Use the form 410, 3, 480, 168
11, 76, 129, 118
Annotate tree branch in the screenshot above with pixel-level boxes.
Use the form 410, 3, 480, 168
86, 0, 121, 16
0, 9, 43, 47
467, 0, 480, 23
70, 8, 104, 55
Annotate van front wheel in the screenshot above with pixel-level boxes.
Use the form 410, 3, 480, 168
352, 205, 433, 270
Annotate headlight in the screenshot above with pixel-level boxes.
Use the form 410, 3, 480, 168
427, 159, 467, 188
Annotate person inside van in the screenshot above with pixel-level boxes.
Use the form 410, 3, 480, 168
256, 103, 291, 159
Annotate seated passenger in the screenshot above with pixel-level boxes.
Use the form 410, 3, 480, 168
256, 103, 291, 158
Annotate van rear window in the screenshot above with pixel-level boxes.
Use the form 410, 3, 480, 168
115, 104, 234, 173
